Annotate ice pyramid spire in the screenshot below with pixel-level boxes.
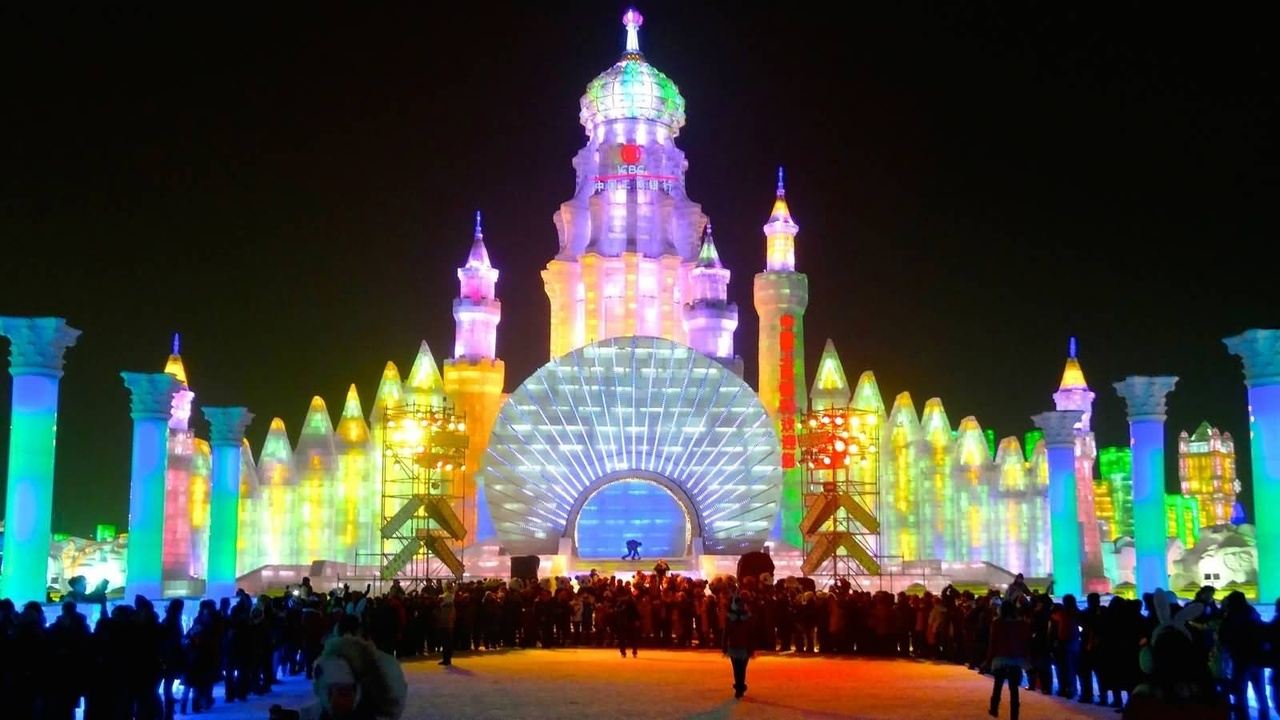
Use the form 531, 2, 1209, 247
851, 371, 886, 415
294, 396, 336, 473
164, 332, 188, 385
921, 398, 952, 447
336, 384, 369, 446
404, 341, 445, 407
370, 361, 404, 426
954, 416, 990, 466
258, 417, 295, 479
1059, 336, 1088, 391
810, 339, 851, 410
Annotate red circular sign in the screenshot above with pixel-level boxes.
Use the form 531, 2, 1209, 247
619, 144, 642, 165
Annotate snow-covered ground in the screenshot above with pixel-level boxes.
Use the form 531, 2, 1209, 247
206, 648, 1124, 719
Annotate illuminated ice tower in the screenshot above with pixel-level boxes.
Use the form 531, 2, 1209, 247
444, 212, 505, 544
1052, 338, 1104, 585
682, 223, 740, 370
161, 335, 199, 581
542, 9, 711, 359
754, 169, 809, 547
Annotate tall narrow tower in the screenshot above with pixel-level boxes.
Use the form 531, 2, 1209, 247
754, 168, 809, 547
541, 9, 710, 359
1052, 337, 1104, 585
682, 223, 741, 372
444, 212, 506, 545
161, 334, 199, 581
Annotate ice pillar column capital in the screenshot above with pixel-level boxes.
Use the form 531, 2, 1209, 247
1113, 375, 1178, 595
121, 372, 182, 600
1032, 410, 1084, 597
1224, 328, 1280, 601
203, 406, 253, 601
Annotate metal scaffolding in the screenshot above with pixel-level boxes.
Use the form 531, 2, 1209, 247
378, 402, 469, 585
799, 406, 882, 587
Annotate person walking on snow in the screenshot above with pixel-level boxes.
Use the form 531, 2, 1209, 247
723, 592, 755, 699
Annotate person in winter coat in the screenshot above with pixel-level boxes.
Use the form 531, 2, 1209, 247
436, 591, 457, 666
723, 592, 755, 699
1219, 590, 1269, 720
985, 600, 1031, 720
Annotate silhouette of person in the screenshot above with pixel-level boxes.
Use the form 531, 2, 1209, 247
622, 539, 642, 561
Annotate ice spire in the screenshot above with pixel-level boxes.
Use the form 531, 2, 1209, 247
695, 222, 722, 268
466, 211, 492, 269
405, 341, 446, 406
763, 166, 799, 271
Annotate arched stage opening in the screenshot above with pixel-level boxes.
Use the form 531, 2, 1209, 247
571, 473, 694, 559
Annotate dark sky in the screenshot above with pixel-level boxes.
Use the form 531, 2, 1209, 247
2, 2, 1276, 536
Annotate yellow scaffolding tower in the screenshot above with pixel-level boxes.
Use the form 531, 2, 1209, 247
799, 406, 881, 586
379, 403, 469, 584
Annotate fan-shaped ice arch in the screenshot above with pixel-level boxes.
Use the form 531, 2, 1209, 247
479, 335, 782, 556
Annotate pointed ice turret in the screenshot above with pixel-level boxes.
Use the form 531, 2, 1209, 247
764, 167, 798, 272
294, 396, 337, 562
370, 361, 405, 426
921, 399, 953, 449
695, 221, 723, 268
995, 436, 1029, 492
335, 384, 374, 562
810, 339, 852, 410
404, 342, 446, 407
454, 213, 501, 361
294, 397, 335, 453
336, 384, 370, 447
1054, 336, 1095, 429
164, 333, 188, 385
258, 417, 296, 478
294, 397, 336, 472
953, 416, 991, 468
683, 222, 739, 366
852, 371, 886, 416
257, 417, 297, 565
888, 392, 922, 439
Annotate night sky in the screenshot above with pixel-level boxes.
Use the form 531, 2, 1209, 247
2, 3, 1276, 537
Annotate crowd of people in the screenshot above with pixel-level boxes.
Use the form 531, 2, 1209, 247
0, 567, 1277, 719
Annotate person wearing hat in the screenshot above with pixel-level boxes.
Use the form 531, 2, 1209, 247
723, 592, 755, 699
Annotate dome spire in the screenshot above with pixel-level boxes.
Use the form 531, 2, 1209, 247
623, 8, 643, 56
696, 222, 722, 268
467, 210, 491, 268
1059, 337, 1088, 390
764, 166, 799, 271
